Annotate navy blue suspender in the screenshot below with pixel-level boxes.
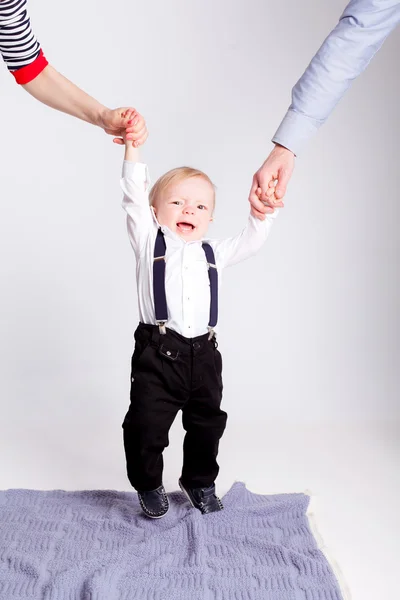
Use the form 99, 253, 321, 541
201, 241, 218, 333
153, 229, 218, 337
153, 229, 168, 331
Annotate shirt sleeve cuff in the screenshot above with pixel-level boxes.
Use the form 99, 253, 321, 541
12, 49, 48, 84
122, 161, 150, 190
249, 209, 279, 228
272, 108, 321, 157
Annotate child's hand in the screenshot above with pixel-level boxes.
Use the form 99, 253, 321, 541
113, 109, 148, 147
251, 179, 284, 220
263, 178, 284, 209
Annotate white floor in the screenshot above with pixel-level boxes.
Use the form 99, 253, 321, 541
216, 420, 400, 600
1, 419, 399, 600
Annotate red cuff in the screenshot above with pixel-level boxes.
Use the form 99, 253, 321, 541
11, 49, 49, 85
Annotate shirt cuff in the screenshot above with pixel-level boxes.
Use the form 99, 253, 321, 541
249, 209, 279, 227
12, 49, 48, 85
272, 108, 321, 157
122, 161, 150, 191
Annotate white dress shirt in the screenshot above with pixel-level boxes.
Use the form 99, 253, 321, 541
273, 0, 400, 155
120, 161, 278, 338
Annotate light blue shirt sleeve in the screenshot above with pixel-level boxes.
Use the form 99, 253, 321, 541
272, 0, 400, 156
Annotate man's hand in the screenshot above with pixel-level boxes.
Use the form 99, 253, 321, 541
249, 145, 295, 219
99, 107, 148, 147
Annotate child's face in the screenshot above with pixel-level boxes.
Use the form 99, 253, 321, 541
153, 177, 214, 241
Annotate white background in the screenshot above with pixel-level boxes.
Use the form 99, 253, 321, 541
0, 1, 399, 598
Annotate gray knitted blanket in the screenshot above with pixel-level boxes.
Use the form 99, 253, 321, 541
0, 482, 343, 600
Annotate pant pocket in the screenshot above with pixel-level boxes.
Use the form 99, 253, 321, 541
158, 343, 180, 361
131, 340, 150, 378
212, 350, 223, 393
214, 349, 223, 377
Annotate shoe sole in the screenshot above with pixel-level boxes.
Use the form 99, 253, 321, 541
178, 479, 196, 509
145, 509, 169, 519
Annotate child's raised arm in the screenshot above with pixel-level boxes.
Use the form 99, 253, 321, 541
212, 208, 278, 269
212, 178, 279, 268
120, 111, 153, 256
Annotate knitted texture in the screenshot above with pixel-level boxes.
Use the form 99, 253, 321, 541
0, 482, 343, 600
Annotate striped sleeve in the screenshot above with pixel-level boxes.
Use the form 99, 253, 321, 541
0, 0, 48, 84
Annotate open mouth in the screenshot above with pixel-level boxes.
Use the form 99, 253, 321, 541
176, 222, 195, 233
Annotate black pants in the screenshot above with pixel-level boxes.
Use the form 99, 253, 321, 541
122, 323, 227, 491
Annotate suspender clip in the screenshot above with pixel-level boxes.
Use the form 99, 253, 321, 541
207, 262, 217, 270
157, 321, 167, 335
207, 327, 215, 341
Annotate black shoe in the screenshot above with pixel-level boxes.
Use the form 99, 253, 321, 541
137, 485, 169, 518
179, 478, 223, 514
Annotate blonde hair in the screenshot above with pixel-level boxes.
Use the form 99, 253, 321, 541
149, 167, 216, 207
